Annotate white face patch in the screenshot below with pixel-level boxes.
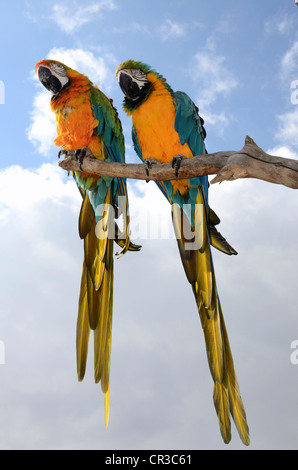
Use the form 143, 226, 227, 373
37, 63, 70, 96
50, 64, 69, 90
56, 73, 69, 90
117, 68, 148, 90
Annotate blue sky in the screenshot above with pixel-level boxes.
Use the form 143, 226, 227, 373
0, 0, 298, 450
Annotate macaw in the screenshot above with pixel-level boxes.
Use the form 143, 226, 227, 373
116, 60, 249, 446
36, 59, 140, 426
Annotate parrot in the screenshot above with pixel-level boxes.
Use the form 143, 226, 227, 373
36, 59, 140, 427
116, 60, 250, 446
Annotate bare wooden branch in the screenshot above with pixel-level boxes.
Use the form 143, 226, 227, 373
58, 136, 298, 189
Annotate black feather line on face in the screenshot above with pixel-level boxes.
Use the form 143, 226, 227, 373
123, 81, 154, 111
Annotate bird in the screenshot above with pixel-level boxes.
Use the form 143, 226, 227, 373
36, 59, 140, 427
116, 60, 249, 445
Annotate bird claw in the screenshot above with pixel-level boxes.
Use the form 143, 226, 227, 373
144, 158, 159, 182
58, 149, 76, 159
172, 154, 186, 177
75, 147, 94, 171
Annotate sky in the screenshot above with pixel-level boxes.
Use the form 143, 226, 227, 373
0, 0, 298, 451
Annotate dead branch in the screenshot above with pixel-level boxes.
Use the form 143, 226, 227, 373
58, 136, 298, 189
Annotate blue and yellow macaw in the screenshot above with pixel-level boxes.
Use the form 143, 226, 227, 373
36, 59, 140, 426
116, 60, 249, 445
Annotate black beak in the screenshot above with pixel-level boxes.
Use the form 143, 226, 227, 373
118, 72, 141, 101
38, 66, 63, 95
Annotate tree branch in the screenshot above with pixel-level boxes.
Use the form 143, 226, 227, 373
58, 136, 298, 190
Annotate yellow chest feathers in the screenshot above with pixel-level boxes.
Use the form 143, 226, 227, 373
132, 75, 192, 163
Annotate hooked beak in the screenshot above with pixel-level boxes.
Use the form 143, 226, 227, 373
118, 71, 143, 101
37, 65, 67, 95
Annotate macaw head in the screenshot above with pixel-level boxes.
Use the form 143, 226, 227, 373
116, 60, 156, 111
35, 60, 71, 96
116, 60, 173, 113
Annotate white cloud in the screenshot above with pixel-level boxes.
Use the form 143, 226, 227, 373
281, 41, 298, 78
192, 50, 238, 110
269, 42, 298, 156
190, 47, 238, 129
199, 110, 229, 129
267, 145, 298, 160
0, 164, 80, 214
45, 47, 113, 92
158, 19, 186, 41
27, 90, 56, 156
264, 13, 295, 36
0, 163, 85, 448
51, 0, 117, 34
0, 161, 298, 449
276, 107, 298, 149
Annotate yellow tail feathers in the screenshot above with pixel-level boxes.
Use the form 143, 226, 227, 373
172, 197, 249, 445
76, 187, 114, 427
105, 387, 110, 428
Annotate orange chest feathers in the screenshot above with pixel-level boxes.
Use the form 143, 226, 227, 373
51, 90, 105, 159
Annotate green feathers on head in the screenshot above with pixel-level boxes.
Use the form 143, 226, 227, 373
115, 60, 153, 77
116, 60, 174, 113
116, 59, 173, 92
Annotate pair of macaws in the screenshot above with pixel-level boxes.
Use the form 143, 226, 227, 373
36, 58, 249, 446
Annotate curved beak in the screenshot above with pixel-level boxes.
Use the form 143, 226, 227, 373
37, 65, 65, 95
118, 71, 142, 101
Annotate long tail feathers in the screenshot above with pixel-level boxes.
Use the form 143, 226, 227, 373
76, 263, 91, 382
76, 187, 115, 426
172, 196, 250, 446
218, 301, 250, 445
209, 207, 238, 256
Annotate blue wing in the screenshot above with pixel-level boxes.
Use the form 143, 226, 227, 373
87, 87, 128, 220
90, 86, 125, 164
173, 91, 209, 206
74, 86, 128, 224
